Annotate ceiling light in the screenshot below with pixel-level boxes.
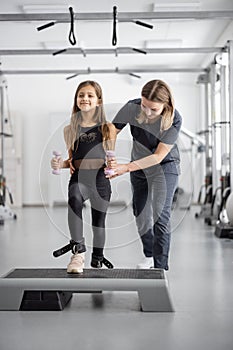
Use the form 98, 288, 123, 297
145, 39, 183, 48
153, 1, 201, 11
20, 4, 68, 13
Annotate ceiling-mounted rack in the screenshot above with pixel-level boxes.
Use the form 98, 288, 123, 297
0, 47, 225, 56
0, 11, 233, 22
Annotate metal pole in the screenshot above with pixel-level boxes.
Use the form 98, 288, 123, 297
0, 47, 224, 56
210, 63, 219, 195
0, 11, 233, 22
0, 85, 3, 179
228, 40, 233, 190
204, 81, 211, 175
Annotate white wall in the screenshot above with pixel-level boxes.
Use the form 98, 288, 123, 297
5, 72, 204, 206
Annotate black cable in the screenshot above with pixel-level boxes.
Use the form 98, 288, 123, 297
112, 6, 117, 46
68, 7, 76, 46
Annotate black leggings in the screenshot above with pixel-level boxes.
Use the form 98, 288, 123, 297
68, 168, 111, 254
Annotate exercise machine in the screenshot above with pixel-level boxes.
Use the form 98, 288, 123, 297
0, 74, 17, 224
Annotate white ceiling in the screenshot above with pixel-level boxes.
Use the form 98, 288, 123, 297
0, 0, 233, 78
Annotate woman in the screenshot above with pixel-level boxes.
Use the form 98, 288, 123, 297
51, 80, 116, 273
108, 79, 182, 270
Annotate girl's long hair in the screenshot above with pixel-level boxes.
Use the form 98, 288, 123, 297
137, 79, 175, 130
64, 80, 110, 150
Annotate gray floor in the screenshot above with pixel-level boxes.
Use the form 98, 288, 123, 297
0, 202, 233, 350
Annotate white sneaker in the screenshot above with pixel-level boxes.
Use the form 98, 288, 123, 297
136, 257, 154, 269
67, 252, 85, 274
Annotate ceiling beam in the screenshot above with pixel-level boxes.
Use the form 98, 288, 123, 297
0, 11, 233, 22
0, 47, 224, 56
0, 67, 206, 75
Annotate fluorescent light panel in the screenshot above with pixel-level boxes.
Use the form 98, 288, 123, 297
153, 1, 201, 11
145, 39, 183, 48
20, 4, 68, 13
40, 41, 68, 49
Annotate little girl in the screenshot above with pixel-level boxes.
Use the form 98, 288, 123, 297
51, 80, 116, 273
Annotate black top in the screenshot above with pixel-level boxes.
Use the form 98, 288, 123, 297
113, 98, 182, 175
72, 125, 105, 161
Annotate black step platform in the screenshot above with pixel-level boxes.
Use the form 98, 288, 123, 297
0, 268, 174, 312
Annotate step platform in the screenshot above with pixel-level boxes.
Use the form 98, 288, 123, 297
0, 268, 174, 312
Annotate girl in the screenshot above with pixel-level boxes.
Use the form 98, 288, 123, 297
51, 80, 116, 273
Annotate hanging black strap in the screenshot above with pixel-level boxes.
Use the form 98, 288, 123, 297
112, 6, 117, 46
68, 7, 76, 46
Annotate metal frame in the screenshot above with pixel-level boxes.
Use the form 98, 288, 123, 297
0, 68, 207, 75
229, 40, 233, 190
0, 11, 233, 22
0, 47, 225, 56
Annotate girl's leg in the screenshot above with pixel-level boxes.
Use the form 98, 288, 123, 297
68, 180, 87, 253
89, 171, 111, 266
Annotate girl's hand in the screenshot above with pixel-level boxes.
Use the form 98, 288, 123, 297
51, 157, 63, 170
69, 159, 75, 175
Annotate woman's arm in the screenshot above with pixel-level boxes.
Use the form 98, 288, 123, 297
127, 142, 172, 172
107, 142, 173, 177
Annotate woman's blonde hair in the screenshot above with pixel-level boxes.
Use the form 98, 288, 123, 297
64, 80, 110, 151
137, 79, 175, 130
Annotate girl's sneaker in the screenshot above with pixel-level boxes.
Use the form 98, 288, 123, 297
67, 252, 85, 273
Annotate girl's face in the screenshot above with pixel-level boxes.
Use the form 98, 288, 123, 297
76, 85, 100, 112
141, 96, 164, 121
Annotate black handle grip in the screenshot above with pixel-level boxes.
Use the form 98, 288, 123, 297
37, 22, 55, 31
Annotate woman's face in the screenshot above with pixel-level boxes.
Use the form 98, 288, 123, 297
76, 85, 100, 112
141, 96, 164, 121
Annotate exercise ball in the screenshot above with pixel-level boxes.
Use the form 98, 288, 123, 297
226, 191, 233, 225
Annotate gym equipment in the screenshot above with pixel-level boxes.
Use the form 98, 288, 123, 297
104, 150, 116, 176
195, 173, 213, 219
215, 190, 233, 238
52, 150, 61, 175
0, 268, 174, 312
0, 75, 17, 224
203, 185, 221, 225
226, 191, 233, 225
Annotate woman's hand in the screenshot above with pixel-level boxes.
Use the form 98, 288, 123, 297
105, 163, 129, 178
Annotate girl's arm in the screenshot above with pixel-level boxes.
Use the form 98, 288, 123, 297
105, 122, 117, 150
62, 149, 72, 168
51, 149, 73, 171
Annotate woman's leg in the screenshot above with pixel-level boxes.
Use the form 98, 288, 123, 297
130, 172, 153, 258
151, 171, 178, 270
